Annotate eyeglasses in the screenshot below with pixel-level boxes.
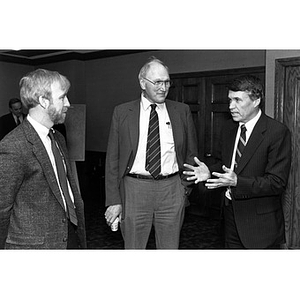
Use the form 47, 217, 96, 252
143, 77, 172, 88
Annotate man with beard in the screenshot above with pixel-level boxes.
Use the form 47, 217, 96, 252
0, 69, 86, 249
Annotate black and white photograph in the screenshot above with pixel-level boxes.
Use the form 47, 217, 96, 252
1, 1, 299, 299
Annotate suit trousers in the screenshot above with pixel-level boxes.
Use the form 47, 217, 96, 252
121, 174, 185, 249
224, 202, 281, 249
224, 202, 245, 248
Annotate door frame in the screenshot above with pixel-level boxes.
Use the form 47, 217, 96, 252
275, 56, 300, 248
275, 56, 300, 120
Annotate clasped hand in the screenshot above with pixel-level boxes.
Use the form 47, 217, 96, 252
183, 157, 237, 189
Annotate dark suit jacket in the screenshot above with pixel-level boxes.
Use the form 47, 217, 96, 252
0, 112, 26, 141
105, 99, 198, 208
0, 118, 86, 249
211, 113, 291, 248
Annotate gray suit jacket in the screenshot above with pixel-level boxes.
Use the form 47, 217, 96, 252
105, 99, 198, 208
0, 118, 86, 249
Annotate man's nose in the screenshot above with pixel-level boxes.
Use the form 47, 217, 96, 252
159, 83, 167, 92
229, 100, 235, 110
64, 96, 70, 107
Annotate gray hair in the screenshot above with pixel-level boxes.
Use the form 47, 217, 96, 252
138, 56, 169, 81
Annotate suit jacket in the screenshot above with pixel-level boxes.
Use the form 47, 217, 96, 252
0, 118, 86, 249
0, 112, 26, 141
211, 113, 291, 248
105, 99, 198, 208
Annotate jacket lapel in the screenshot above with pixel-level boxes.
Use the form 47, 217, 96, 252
127, 100, 140, 157
22, 119, 65, 210
235, 113, 267, 173
165, 100, 181, 153
224, 122, 238, 167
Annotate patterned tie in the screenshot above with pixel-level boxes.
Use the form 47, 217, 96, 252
48, 129, 78, 226
16, 117, 21, 125
234, 124, 247, 170
145, 104, 161, 179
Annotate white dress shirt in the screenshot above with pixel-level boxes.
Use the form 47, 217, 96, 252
130, 95, 179, 176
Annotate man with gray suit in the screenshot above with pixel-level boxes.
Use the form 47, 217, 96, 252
0, 69, 86, 249
104, 57, 198, 249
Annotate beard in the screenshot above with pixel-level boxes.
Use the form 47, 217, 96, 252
48, 105, 67, 124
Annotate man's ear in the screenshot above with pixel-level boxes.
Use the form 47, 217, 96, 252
254, 98, 261, 108
38, 96, 49, 109
139, 78, 146, 90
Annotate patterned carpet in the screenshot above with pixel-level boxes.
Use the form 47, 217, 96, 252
84, 203, 224, 249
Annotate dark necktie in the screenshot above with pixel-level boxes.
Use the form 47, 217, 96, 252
16, 117, 21, 125
234, 124, 247, 170
48, 129, 78, 226
145, 104, 161, 179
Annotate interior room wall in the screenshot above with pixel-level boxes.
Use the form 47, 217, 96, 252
84, 50, 265, 152
1, 50, 266, 152
0, 62, 33, 115
37, 60, 86, 107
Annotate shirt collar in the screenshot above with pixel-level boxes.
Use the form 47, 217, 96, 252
27, 114, 50, 140
140, 94, 165, 111
240, 109, 262, 131
12, 114, 22, 122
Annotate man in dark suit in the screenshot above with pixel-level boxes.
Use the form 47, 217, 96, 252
0, 98, 26, 140
105, 57, 198, 249
0, 69, 86, 249
184, 75, 291, 249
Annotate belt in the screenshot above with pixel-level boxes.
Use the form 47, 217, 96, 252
127, 172, 178, 180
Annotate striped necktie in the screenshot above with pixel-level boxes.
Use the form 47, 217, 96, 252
234, 124, 247, 170
48, 129, 78, 226
145, 104, 161, 179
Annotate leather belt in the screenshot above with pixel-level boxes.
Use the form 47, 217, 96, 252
127, 172, 178, 180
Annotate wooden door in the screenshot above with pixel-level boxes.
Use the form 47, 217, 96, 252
168, 76, 204, 153
169, 67, 265, 217
275, 57, 300, 248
